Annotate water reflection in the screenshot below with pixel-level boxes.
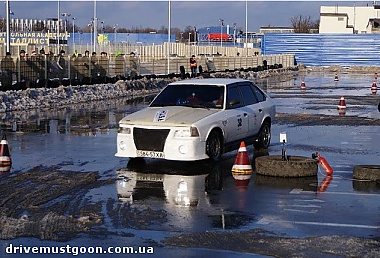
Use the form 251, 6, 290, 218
255, 174, 318, 192
117, 169, 208, 207
352, 180, 380, 193
115, 158, 256, 231
0, 96, 150, 135
117, 158, 226, 206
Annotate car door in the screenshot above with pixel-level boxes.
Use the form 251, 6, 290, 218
223, 85, 249, 143
238, 82, 265, 136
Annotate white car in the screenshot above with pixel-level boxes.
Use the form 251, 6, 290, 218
116, 78, 276, 161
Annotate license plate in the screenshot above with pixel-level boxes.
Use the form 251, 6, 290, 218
136, 150, 165, 158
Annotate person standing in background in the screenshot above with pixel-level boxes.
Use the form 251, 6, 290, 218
189, 55, 197, 78
57, 50, 67, 85
1, 52, 15, 89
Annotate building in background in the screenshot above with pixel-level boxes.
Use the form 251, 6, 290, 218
319, 3, 380, 34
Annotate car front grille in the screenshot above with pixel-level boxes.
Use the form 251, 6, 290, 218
133, 127, 170, 151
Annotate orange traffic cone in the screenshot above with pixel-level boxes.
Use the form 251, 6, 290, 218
334, 74, 339, 81
0, 135, 12, 173
371, 81, 377, 95
300, 81, 306, 90
337, 96, 346, 110
231, 141, 252, 189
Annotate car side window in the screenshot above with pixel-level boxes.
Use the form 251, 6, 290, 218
226, 86, 244, 109
250, 84, 266, 102
239, 84, 259, 105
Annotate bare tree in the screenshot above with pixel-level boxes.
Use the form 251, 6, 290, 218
290, 15, 319, 33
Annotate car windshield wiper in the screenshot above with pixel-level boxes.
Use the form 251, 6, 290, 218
181, 103, 210, 110
150, 103, 177, 107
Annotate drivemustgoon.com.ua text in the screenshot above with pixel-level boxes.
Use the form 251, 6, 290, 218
5, 244, 154, 256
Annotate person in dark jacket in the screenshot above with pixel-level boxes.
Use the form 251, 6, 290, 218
189, 55, 197, 77
57, 50, 67, 84
1, 52, 15, 89
129, 52, 138, 79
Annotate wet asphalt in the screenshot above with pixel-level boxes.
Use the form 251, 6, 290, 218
1, 71, 380, 257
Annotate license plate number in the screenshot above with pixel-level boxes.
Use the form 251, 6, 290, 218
136, 150, 165, 158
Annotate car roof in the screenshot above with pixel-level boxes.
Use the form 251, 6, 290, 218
168, 78, 251, 86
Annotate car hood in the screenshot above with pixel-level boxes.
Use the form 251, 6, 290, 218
119, 106, 219, 126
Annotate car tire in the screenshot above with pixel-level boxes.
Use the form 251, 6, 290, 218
253, 121, 271, 149
255, 155, 318, 177
206, 131, 223, 161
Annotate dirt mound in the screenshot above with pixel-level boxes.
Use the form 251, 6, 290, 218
0, 166, 107, 240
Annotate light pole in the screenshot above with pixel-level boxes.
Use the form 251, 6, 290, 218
233, 22, 237, 47
61, 12, 71, 43
5, 0, 11, 52
100, 20, 105, 33
93, 0, 98, 53
180, 32, 183, 43
219, 18, 224, 47
167, 0, 171, 75
188, 32, 191, 45
88, 21, 93, 50
113, 24, 118, 43
193, 26, 197, 46
207, 27, 210, 46
245, 0, 248, 56
72, 17, 76, 49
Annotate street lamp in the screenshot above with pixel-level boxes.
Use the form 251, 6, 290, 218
61, 12, 71, 42
193, 26, 197, 46
100, 20, 105, 33
5, 0, 11, 52
93, 0, 97, 53
207, 28, 210, 46
188, 32, 191, 45
219, 18, 224, 47
233, 22, 237, 47
72, 17, 76, 49
88, 21, 93, 49
113, 24, 118, 43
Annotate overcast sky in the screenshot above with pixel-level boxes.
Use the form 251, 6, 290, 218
4, 1, 363, 32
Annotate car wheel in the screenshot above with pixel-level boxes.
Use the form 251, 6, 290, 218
254, 121, 271, 149
206, 131, 223, 161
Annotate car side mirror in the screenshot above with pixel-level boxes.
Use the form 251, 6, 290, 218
228, 99, 240, 108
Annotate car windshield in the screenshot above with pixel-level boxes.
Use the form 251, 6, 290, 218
150, 84, 225, 109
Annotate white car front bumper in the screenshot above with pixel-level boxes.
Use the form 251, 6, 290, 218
115, 126, 208, 161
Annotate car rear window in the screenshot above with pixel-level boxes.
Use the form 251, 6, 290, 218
239, 84, 259, 105
250, 84, 266, 102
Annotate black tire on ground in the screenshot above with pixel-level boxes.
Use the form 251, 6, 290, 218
353, 165, 380, 182
253, 121, 271, 149
206, 131, 223, 161
255, 155, 318, 177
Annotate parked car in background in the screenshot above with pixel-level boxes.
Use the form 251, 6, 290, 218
116, 78, 276, 161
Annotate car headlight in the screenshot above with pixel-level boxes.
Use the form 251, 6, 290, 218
119, 140, 127, 150
173, 126, 199, 138
118, 126, 131, 134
